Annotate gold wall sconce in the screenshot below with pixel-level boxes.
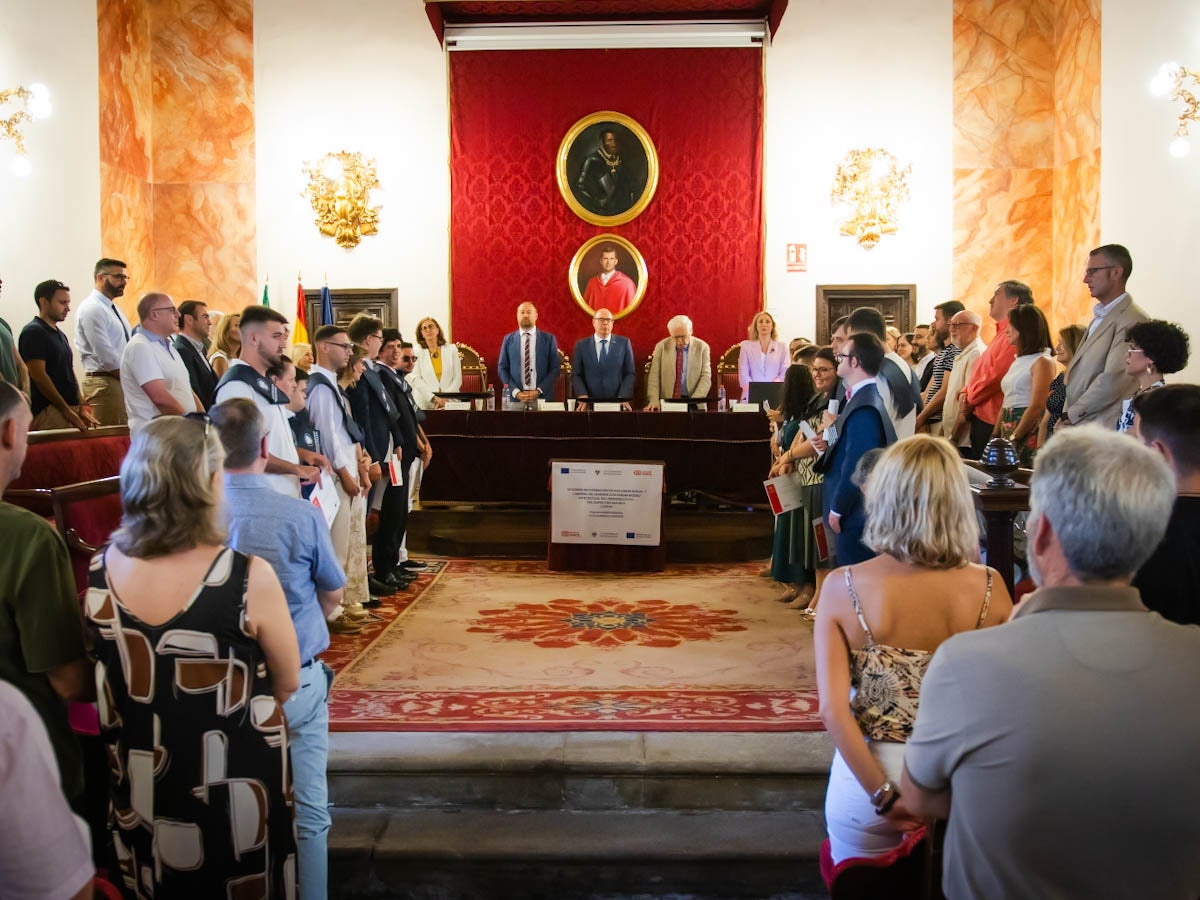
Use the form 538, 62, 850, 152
301, 151, 382, 248
830, 148, 911, 249
1, 83, 52, 176
1149, 63, 1199, 158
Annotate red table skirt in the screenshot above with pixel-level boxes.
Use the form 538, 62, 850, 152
419, 410, 772, 506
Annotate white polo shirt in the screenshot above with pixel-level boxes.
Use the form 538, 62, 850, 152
120, 331, 197, 432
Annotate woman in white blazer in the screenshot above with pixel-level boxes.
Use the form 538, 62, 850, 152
410, 316, 462, 408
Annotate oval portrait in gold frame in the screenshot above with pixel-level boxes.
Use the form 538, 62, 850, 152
569, 234, 648, 321
557, 111, 659, 227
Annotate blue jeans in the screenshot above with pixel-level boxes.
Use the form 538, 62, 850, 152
284, 661, 333, 900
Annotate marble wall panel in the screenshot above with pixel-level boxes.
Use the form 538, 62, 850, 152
953, 167, 1054, 340
150, 0, 255, 184
954, 0, 1055, 169
151, 182, 256, 311
97, 0, 152, 179
1051, 148, 1100, 332
1053, 0, 1101, 165
99, 162, 154, 319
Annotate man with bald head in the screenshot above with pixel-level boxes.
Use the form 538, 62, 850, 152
119, 291, 199, 431
571, 308, 635, 409
646, 315, 712, 409
941, 309, 986, 448
497, 301, 560, 409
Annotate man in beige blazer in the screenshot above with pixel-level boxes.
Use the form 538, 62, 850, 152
645, 315, 712, 409
939, 310, 986, 448
1062, 243, 1148, 430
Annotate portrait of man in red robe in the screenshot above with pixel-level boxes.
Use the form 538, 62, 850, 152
582, 245, 637, 314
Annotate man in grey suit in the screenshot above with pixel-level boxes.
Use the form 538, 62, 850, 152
571, 308, 634, 410
1061, 243, 1148, 430
645, 315, 712, 409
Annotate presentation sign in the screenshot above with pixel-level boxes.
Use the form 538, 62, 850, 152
551, 461, 663, 546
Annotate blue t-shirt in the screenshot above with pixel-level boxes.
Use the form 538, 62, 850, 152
222, 473, 345, 663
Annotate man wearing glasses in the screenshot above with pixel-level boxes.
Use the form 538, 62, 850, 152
74, 258, 135, 425
119, 291, 199, 432
1061, 243, 1148, 429
571, 308, 635, 409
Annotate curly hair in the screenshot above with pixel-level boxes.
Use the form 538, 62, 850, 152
1126, 320, 1190, 375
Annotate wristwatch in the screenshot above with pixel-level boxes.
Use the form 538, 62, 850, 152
869, 781, 893, 806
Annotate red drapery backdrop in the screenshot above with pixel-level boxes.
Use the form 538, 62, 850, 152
448, 48, 764, 378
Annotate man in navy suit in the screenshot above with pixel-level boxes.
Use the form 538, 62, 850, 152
571, 307, 634, 410
172, 300, 217, 409
812, 332, 898, 565
497, 301, 560, 409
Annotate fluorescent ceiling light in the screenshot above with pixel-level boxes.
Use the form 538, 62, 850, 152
444, 21, 768, 51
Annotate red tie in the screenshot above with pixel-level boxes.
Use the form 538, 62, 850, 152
673, 345, 684, 397
523, 332, 532, 389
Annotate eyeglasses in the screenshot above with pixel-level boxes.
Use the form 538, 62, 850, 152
323, 341, 353, 350
365, 333, 383, 343
399, 355, 416, 362
152, 306, 177, 315
1126, 345, 1145, 355
834, 353, 857, 363
183, 410, 212, 437
1084, 266, 1115, 277
593, 317, 614, 323
101, 272, 130, 281
811, 365, 836, 374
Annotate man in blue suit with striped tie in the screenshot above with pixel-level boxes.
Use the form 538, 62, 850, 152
497, 301, 560, 409
571, 308, 635, 410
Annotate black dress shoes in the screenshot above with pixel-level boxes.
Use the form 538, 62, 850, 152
380, 569, 416, 589
367, 575, 399, 597
400, 559, 428, 571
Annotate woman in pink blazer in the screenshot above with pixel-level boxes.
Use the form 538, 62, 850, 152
738, 311, 789, 401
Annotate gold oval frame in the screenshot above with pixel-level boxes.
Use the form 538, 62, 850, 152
569, 234, 648, 321
556, 111, 659, 226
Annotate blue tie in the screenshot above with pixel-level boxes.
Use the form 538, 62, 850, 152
600, 339, 608, 364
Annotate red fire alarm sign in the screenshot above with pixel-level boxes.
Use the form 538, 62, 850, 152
786, 243, 807, 273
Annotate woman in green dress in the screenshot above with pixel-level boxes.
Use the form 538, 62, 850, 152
768, 362, 828, 612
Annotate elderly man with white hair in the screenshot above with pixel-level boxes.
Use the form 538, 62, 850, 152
939, 309, 985, 448
901, 426, 1200, 900
645, 314, 712, 409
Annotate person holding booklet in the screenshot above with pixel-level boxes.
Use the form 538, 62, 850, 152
766, 364, 828, 614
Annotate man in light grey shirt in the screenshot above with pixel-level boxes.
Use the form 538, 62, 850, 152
902, 426, 1200, 900
120, 292, 198, 432
74, 257, 134, 425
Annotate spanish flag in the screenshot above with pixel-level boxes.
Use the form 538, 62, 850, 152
293, 281, 309, 345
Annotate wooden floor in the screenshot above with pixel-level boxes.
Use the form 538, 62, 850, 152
405, 505, 775, 562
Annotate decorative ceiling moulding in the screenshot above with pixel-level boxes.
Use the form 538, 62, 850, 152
443, 21, 768, 50
425, 0, 789, 43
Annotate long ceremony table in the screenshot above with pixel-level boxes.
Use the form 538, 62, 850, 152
418, 410, 773, 506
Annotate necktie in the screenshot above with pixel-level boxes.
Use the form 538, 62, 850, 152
600, 339, 608, 364
673, 344, 684, 398
111, 302, 130, 341
523, 332, 533, 389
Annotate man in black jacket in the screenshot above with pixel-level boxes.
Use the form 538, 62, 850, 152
173, 300, 217, 409
346, 315, 415, 594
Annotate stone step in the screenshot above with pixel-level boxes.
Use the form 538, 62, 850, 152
328, 731, 834, 813
330, 808, 829, 900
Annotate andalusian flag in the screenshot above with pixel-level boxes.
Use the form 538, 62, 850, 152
261, 281, 270, 308
293, 280, 309, 345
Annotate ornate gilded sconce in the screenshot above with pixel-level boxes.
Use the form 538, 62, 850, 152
1149, 63, 1200, 158
1, 83, 52, 176
830, 148, 911, 250
301, 151, 382, 248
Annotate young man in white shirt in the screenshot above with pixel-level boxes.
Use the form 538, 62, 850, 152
74, 257, 134, 425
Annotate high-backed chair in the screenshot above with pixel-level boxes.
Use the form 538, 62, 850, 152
717, 343, 741, 400
554, 348, 573, 403
455, 342, 489, 393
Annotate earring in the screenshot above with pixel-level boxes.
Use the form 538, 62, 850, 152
1146, 365, 1155, 375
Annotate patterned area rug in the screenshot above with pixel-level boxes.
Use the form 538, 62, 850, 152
322, 560, 820, 732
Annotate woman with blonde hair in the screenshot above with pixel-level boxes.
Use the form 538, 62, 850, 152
815, 434, 1011, 864
291, 341, 314, 373
208, 311, 241, 378
85, 415, 299, 897
737, 311, 789, 402
409, 316, 462, 408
